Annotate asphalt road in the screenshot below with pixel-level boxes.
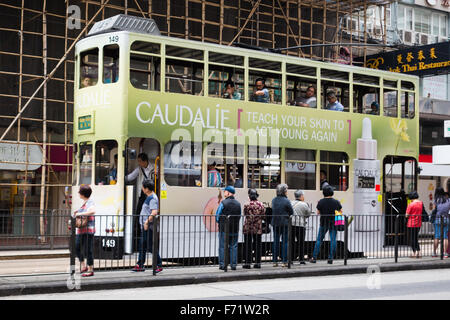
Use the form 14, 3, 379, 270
3, 268, 450, 300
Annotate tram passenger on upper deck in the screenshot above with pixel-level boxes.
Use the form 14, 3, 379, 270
294, 86, 317, 108
252, 78, 269, 103
325, 91, 344, 112
81, 76, 92, 88
223, 80, 241, 100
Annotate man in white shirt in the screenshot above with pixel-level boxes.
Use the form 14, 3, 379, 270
294, 86, 317, 108
126, 153, 155, 245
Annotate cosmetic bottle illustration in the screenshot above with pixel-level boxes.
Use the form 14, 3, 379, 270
354, 117, 381, 232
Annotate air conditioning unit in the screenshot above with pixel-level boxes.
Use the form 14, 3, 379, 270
403, 30, 413, 44
420, 34, 429, 45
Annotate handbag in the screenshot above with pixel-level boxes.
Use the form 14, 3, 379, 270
75, 216, 88, 228
334, 209, 345, 232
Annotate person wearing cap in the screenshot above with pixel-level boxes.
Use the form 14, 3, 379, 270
370, 101, 379, 115
291, 190, 312, 265
271, 184, 293, 267
215, 185, 241, 270
242, 189, 265, 269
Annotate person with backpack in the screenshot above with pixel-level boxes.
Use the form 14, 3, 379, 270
290, 190, 312, 265
216, 185, 241, 270
271, 184, 293, 267
310, 185, 342, 264
405, 191, 423, 258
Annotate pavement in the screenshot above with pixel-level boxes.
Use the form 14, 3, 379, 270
1, 249, 450, 297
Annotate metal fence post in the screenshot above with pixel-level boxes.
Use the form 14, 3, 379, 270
440, 215, 444, 261
69, 213, 76, 275
287, 216, 292, 269
344, 215, 348, 266
224, 215, 230, 272
152, 215, 159, 276
394, 214, 399, 263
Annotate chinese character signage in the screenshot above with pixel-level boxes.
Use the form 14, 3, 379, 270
362, 42, 450, 77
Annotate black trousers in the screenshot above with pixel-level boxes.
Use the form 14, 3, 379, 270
244, 233, 262, 264
408, 227, 421, 252
290, 226, 306, 261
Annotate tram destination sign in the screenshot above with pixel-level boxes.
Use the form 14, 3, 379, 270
362, 41, 450, 77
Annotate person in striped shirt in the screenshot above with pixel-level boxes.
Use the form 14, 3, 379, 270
207, 162, 222, 188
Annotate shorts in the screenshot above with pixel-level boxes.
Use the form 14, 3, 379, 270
434, 223, 449, 240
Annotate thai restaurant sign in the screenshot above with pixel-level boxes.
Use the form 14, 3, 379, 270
361, 41, 450, 77
0, 143, 42, 171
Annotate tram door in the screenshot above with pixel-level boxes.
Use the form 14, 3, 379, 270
383, 156, 417, 246
125, 138, 161, 252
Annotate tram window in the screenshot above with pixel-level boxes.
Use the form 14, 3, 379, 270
404, 160, 416, 193
248, 146, 280, 189
249, 72, 282, 104
401, 91, 415, 119
249, 58, 281, 72
320, 151, 349, 191
80, 48, 98, 89
164, 141, 202, 187
103, 44, 119, 84
321, 81, 349, 112
384, 89, 398, 117
285, 148, 316, 190
384, 162, 402, 193
95, 140, 118, 185
206, 143, 244, 188
166, 59, 204, 95
321, 69, 349, 81
209, 52, 244, 66
401, 81, 415, 91
166, 46, 203, 61
130, 53, 161, 91
208, 65, 244, 100
131, 41, 160, 54
286, 76, 317, 108
353, 85, 380, 115
286, 64, 316, 77
79, 143, 92, 185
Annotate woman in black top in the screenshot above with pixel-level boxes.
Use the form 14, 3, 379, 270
310, 185, 342, 264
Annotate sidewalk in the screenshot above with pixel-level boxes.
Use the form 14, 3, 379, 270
0, 253, 449, 297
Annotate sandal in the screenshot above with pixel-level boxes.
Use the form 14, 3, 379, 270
82, 271, 94, 277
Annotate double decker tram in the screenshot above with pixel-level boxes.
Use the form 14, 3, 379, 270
72, 15, 419, 261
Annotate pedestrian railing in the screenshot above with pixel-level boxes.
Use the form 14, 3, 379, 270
65, 213, 449, 275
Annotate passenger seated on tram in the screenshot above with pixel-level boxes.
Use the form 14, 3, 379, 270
293, 86, 317, 108
207, 162, 223, 187
222, 80, 241, 100
325, 91, 344, 111
369, 101, 379, 115
252, 78, 269, 103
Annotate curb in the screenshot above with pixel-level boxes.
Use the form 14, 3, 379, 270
0, 254, 70, 261
1, 259, 450, 297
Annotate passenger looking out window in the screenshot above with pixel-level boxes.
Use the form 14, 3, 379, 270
81, 76, 92, 88
223, 80, 242, 100
325, 91, 344, 111
252, 78, 269, 103
294, 86, 317, 108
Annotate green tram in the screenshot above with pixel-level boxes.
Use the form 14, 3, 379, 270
72, 15, 419, 259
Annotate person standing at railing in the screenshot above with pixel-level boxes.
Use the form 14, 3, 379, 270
74, 185, 96, 277
432, 187, 450, 258
132, 179, 163, 273
271, 184, 293, 267
310, 185, 342, 265
291, 190, 312, 265
242, 189, 265, 269
405, 191, 423, 259
216, 185, 241, 270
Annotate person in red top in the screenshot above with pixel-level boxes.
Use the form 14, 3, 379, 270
406, 191, 423, 258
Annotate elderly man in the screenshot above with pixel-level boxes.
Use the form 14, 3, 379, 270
291, 190, 312, 264
325, 91, 344, 111
271, 184, 293, 267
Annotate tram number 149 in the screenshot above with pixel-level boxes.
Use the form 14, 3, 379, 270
102, 238, 116, 248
